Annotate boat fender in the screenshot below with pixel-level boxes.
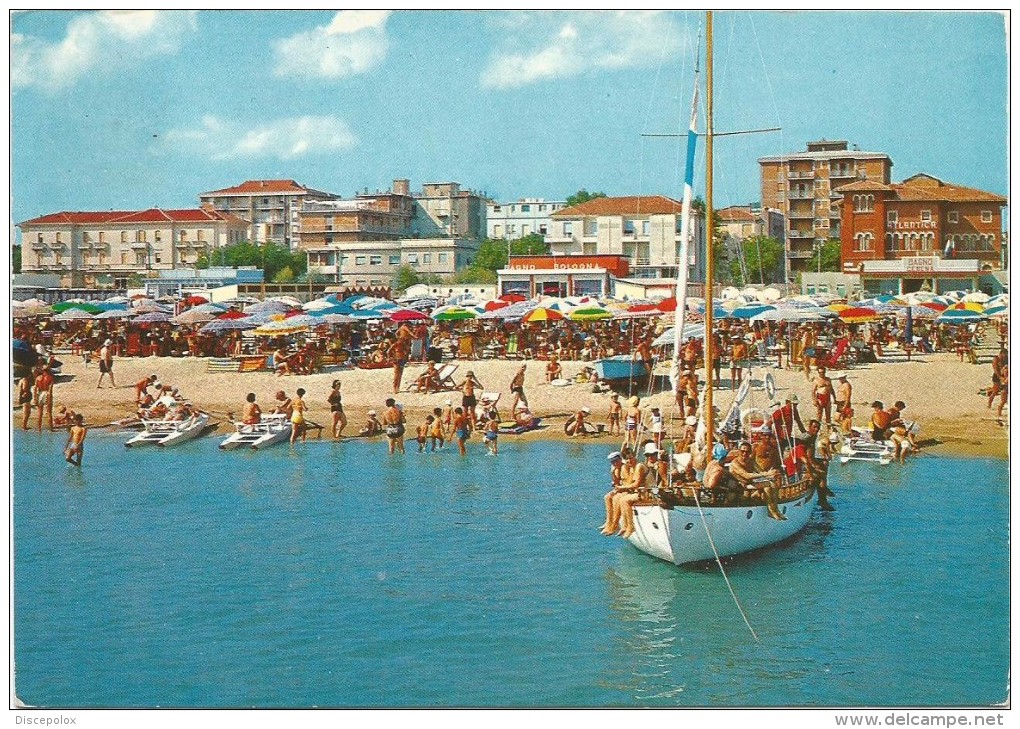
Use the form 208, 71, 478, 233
764, 372, 777, 401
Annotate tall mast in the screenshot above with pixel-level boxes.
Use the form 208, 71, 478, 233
704, 11, 714, 452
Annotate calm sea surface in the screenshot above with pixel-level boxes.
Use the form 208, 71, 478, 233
12, 430, 1009, 708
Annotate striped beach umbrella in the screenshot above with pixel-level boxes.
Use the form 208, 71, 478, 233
937, 309, 986, 323
198, 318, 258, 334
522, 307, 564, 323
432, 306, 477, 321
52, 308, 94, 321
568, 307, 613, 321
838, 307, 879, 323
133, 311, 172, 323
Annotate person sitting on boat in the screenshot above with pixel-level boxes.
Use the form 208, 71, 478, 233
888, 423, 919, 465
599, 450, 627, 536
545, 355, 563, 383
728, 441, 786, 520
241, 393, 262, 426
272, 391, 293, 419
615, 445, 658, 539
869, 401, 892, 441
360, 410, 383, 437
885, 400, 907, 429
137, 391, 155, 413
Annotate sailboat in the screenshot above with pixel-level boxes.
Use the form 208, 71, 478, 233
623, 13, 819, 566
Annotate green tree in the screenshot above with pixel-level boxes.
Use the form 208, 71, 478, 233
194, 241, 306, 280
273, 265, 296, 283
728, 235, 784, 285
449, 266, 497, 284
565, 189, 607, 207
808, 239, 842, 273
511, 232, 548, 255
12, 244, 21, 274
473, 232, 550, 274
393, 265, 421, 292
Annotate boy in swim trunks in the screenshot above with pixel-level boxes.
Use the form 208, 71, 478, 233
608, 393, 622, 436
452, 407, 470, 456
430, 407, 446, 451
64, 414, 86, 466
484, 410, 499, 455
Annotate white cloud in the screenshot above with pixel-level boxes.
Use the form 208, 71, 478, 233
480, 11, 683, 89
159, 115, 357, 161
273, 10, 391, 80
12, 10, 197, 92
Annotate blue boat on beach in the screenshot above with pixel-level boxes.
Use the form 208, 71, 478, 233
593, 355, 647, 382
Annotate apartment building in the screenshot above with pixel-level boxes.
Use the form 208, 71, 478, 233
199, 179, 338, 249
548, 195, 705, 280
835, 172, 1006, 294
759, 140, 893, 274
717, 205, 785, 242
305, 237, 481, 288
298, 188, 416, 250
18, 208, 248, 288
486, 198, 566, 239
410, 182, 488, 240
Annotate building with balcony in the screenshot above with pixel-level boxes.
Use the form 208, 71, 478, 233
18, 208, 248, 288
486, 198, 566, 239
759, 140, 893, 275
410, 181, 488, 240
835, 172, 1006, 294
298, 180, 416, 250
305, 237, 481, 288
548, 195, 705, 281
497, 254, 630, 298
199, 179, 339, 249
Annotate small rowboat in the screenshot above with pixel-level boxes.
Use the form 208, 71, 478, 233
219, 413, 292, 450
593, 355, 648, 382
125, 413, 211, 448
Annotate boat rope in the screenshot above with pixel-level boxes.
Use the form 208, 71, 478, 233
690, 486, 760, 642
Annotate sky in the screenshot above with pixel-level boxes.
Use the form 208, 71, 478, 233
8, 10, 1010, 237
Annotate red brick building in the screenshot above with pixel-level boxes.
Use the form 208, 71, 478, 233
835, 173, 1006, 292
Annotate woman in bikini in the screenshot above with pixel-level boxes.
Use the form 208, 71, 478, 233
290, 388, 307, 444
328, 380, 347, 439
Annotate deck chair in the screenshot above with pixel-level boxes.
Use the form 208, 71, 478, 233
206, 357, 239, 373
505, 334, 521, 359
436, 363, 459, 390
458, 334, 476, 360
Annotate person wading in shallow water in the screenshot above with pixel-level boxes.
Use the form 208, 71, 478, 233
64, 414, 87, 467
383, 398, 405, 455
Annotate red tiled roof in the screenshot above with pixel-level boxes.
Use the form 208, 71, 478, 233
200, 179, 312, 196
835, 174, 1006, 204
552, 195, 683, 217
19, 208, 245, 226
718, 206, 755, 222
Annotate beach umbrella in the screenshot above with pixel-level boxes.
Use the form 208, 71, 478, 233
651, 323, 706, 347
499, 293, 528, 304
937, 309, 986, 323
568, 307, 613, 321
613, 309, 663, 319
303, 298, 336, 311
962, 291, 991, 304
826, 303, 852, 312
94, 308, 138, 319
270, 295, 304, 308
14, 305, 53, 317
319, 313, 357, 326
132, 302, 172, 314
187, 302, 227, 314
432, 306, 477, 321
920, 302, 947, 312
133, 311, 172, 323
347, 309, 387, 320
729, 305, 775, 320
984, 304, 1008, 317
948, 301, 984, 313
52, 301, 103, 315
901, 305, 938, 320
244, 300, 292, 315
522, 307, 564, 323
52, 308, 94, 321
217, 309, 250, 320
838, 307, 879, 323
183, 294, 209, 306
484, 300, 510, 312
389, 308, 430, 322
20, 297, 49, 308
198, 318, 258, 334
251, 319, 311, 336
172, 309, 216, 325
656, 297, 678, 312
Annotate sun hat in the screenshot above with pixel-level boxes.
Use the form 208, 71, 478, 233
643, 442, 659, 455
628, 396, 639, 406
368, 410, 376, 415
607, 451, 622, 461
581, 406, 591, 414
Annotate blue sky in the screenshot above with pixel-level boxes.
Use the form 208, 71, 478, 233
9, 10, 1009, 234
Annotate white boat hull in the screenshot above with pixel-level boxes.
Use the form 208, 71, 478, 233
219, 415, 292, 450
627, 490, 817, 565
125, 413, 211, 448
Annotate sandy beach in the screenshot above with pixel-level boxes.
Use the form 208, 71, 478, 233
25, 345, 1007, 460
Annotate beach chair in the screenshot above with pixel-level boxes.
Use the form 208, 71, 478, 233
206, 357, 239, 373
436, 363, 459, 390
458, 334, 476, 360
505, 333, 521, 359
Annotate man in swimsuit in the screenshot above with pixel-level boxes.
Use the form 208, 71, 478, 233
623, 396, 641, 451
17, 370, 34, 431
483, 410, 499, 455
545, 355, 562, 383
509, 364, 528, 413
834, 373, 852, 417
64, 414, 87, 466
383, 397, 405, 455
870, 401, 892, 441
272, 391, 293, 419
729, 441, 786, 520
460, 370, 484, 430
607, 393, 622, 436
452, 407, 470, 456
430, 408, 446, 451
97, 338, 115, 388
812, 367, 834, 424
798, 419, 835, 510
135, 374, 158, 404
730, 336, 749, 390
34, 364, 55, 433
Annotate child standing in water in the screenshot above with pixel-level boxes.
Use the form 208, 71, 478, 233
430, 407, 446, 451
484, 410, 500, 455
64, 414, 87, 466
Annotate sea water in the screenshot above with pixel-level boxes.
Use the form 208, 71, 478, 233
12, 430, 1009, 708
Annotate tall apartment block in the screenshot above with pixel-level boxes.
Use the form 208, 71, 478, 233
759, 140, 892, 276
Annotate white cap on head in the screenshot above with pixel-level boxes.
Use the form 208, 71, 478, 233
368, 410, 376, 415
643, 442, 659, 456
581, 406, 591, 414
607, 451, 622, 461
